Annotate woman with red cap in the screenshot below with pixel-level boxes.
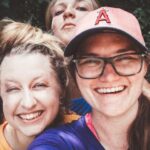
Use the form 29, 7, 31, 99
29, 7, 150, 150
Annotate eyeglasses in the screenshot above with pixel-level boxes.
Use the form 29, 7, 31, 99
72, 52, 146, 79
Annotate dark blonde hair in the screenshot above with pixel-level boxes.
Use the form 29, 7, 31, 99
0, 19, 70, 126
128, 95, 150, 150
45, 0, 100, 30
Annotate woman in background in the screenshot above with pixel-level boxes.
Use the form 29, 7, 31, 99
45, 0, 100, 115
45, 0, 100, 45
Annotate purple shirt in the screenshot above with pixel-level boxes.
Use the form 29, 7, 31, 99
28, 116, 105, 150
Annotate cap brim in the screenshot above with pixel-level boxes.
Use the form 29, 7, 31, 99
65, 27, 148, 56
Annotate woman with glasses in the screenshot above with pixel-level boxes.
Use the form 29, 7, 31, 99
29, 7, 150, 150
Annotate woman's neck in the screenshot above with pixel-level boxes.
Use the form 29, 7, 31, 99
91, 104, 138, 150
4, 124, 35, 150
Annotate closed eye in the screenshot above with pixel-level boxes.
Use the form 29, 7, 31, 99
6, 87, 20, 93
78, 58, 102, 67
54, 10, 64, 16
115, 55, 140, 62
76, 6, 88, 11
33, 83, 48, 90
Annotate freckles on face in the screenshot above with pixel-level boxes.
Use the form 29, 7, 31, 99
76, 33, 147, 117
0, 53, 61, 136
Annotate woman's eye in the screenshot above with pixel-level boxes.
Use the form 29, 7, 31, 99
76, 6, 88, 11
6, 87, 20, 93
79, 58, 99, 65
116, 55, 139, 62
33, 83, 47, 89
54, 10, 64, 16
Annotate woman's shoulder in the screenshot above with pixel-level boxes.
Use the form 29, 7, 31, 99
36, 116, 86, 140
0, 122, 13, 150
28, 117, 87, 150
28, 116, 105, 150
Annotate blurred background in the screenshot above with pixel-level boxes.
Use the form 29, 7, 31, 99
0, 0, 150, 49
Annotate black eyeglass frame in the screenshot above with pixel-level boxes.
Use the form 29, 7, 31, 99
72, 52, 146, 79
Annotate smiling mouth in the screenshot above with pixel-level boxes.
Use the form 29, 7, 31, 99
96, 86, 126, 94
18, 110, 43, 121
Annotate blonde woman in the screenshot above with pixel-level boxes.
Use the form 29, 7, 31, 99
0, 19, 79, 150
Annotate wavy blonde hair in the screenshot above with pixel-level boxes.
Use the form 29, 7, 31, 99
0, 18, 64, 53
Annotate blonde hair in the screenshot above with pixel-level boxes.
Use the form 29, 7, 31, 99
0, 19, 64, 54
45, 0, 100, 30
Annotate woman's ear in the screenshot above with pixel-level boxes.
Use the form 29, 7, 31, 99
142, 79, 150, 99
144, 64, 150, 83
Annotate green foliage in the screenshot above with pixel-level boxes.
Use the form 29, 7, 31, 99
0, 0, 49, 30
1, 0, 9, 8
0, 0, 150, 49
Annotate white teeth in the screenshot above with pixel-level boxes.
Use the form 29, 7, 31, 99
97, 86, 125, 94
19, 111, 42, 120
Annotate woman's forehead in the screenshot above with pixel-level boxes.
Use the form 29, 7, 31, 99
76, 32, 138, 56
53, 0, 94, 6
0, 53, 56, 80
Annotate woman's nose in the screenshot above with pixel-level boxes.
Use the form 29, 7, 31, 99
20, 90, 37, 109
63, 5, 75, 19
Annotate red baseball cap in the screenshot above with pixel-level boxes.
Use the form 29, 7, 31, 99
65, 7, 148, 56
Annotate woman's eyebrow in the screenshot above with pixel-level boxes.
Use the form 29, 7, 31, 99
54, 2, 65, 7
4, 80, 20, 87
79, 48, 134, 56
76, 53, 100, 57
116, 47, 136, 53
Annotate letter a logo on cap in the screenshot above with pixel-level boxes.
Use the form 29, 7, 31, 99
95, 9, 111, 25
